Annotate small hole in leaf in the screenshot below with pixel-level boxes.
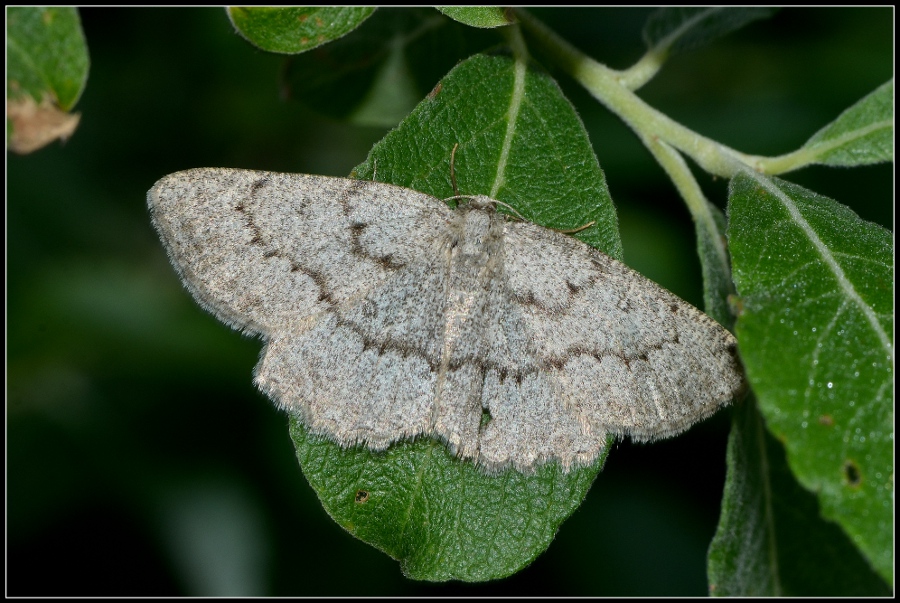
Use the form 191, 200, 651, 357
355, 490, 369, 503
843, 460, 862, 487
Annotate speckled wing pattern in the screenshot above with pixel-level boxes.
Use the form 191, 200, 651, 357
149, 168, 744, 473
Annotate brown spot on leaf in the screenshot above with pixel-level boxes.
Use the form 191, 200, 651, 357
728, 294, 744, 316
355, 490, 369, 503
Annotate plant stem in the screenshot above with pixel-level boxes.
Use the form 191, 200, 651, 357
516, 9, 766, 179
642, 134, 731, 283
616, 50, 666, 91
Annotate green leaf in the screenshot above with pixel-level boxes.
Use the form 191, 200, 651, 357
291, 52, 621, 581
643, 7, 777, 58
281, 9, 498, 127
726, 171, 894, 585
6, 6, 88, 109
292, 420, 604, 581
354, 56, 622, 258
436, 7, 516, 29
801, 80, 893, 167
226, 6, 375, 54
6, 6, 89, 153
694, 201, 733, 327
708, 395, 891, 596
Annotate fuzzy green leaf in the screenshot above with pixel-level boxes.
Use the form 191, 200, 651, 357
292, 420, 603, 581
708, 395, 890, 595
226, 6, 375, 54
727, 171, 894, 585
694, 201, 734, 327
801, 80, 893, 167
436, 7, 516, 29
290, 52, 620, 582
6, 6, 89, 109
643, 7, 777, 57
353, 56, 623, 258
6, 6, 89, 153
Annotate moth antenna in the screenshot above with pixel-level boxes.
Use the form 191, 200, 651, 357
492, 199, 527, 222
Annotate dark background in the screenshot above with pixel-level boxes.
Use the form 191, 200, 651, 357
7, 7, 892, 596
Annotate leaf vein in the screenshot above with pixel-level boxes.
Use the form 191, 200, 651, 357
748, 171, 893, 363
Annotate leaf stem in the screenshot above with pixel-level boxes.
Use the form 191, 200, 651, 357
642, 134, 731, 285
756, 118, 893, 174
615, 49, 666, 91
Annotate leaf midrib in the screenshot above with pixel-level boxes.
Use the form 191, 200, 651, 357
747, 171, 893, 362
